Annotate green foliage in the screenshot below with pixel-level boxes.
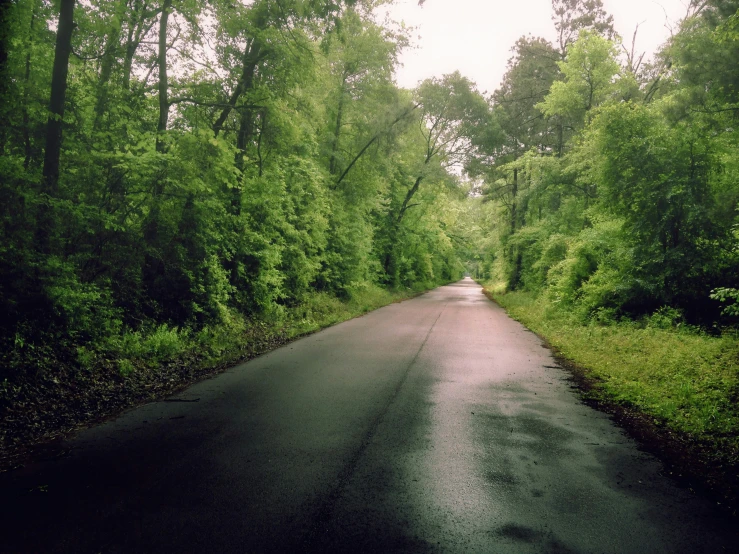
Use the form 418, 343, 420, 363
537, 31, 621, 121
646, 306, 686, 330
552, 0, 616, 53
710, 288, 739, 316
0, 0, 468, 394
470, 1, 739, 327
489, 37, 561, 159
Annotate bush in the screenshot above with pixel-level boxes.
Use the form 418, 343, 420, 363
646, 306, 686, 330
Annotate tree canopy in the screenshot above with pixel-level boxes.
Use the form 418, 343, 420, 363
1, 0, 737, 392
469, 0, 739, 324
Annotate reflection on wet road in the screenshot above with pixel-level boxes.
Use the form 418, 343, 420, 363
1, 278, 736, 553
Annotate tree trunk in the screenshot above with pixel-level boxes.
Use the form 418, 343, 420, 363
93, 0, 127, 130
227, 39, 264, 214
0, 0, 8, 154
42, 0, 76, 193
122, 0, 151, 91
397, 176, 423, 224
122, 23, 138, 91
510, 168, 518, 234
213, 40, 262, 137
508, 167, 520, 289
232, 103, 255, 215
256, 109, 266, 177
23, 3, 37, 168
329, 71, 348, 175
556, 119, 564, 157
155, 0, 172, 153
0, 0, 11, 107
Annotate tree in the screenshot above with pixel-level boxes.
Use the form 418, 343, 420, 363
491, 36, 560, 160
377, 72, 492, 279
537, 31, 620, 129
42, 0, 75, 193
551, 0, 616, 57
667, 1, 739, 114
324, 7, 405, 177
397, 72, 492, 224
587, 101, 720, 308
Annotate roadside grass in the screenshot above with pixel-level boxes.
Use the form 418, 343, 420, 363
485, 287, 739, 506
0, 283, 426, 463
279, 283, 419, 338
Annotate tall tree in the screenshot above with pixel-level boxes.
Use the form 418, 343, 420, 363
156, 0, 172, 153
491, 36, 561, 160
42, 0, 76, 193
379, 73, 492, 277
551, 0, 616, 57
536, 32, 620, 131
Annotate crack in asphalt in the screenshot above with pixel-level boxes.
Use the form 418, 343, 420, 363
300, 302, 448, 551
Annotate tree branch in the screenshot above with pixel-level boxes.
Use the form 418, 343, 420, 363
335, 103, 420, 188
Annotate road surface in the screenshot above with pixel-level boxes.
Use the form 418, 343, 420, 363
1, 278, 736, 553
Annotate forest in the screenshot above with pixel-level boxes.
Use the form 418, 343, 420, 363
470, 0, 739, 327
0, 0, 737, 475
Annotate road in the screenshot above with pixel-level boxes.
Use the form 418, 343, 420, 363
1, 278, 736, 553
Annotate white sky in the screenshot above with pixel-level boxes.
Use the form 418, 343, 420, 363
379, 0, 692, 94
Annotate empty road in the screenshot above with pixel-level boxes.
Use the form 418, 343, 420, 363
1, 278, 736, 553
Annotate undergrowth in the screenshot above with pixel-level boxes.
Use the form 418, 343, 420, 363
0, 283, 421, 459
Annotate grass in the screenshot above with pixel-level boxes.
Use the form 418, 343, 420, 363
485, 287, 739, 481
73, 283, 421, 377
279, 284, 416, 338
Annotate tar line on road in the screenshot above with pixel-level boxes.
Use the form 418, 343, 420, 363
1, 278, 736, 553
302, 302, 447, 551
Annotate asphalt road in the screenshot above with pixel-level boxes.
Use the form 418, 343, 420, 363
1, 278, 736, 553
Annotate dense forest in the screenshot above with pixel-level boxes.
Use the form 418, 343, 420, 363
469, 0, 739, 329
0, 0, 737, 449
0, 0, 486, 390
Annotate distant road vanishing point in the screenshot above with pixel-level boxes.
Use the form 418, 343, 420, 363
1, 278, 736, 553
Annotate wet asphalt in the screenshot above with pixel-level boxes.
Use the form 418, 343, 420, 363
1, 278, 737, 553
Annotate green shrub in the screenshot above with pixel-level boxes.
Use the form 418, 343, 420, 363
118, 359, 135, 376
142, 325, 186, 361
646, 306, 685, 330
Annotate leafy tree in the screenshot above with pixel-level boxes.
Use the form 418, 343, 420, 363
470, 0, 739, 323
551, 0, 616, 57
491, 36, 561, 158
42, 0, 75, 193
378, 72, 492, 281
537, 31, 620, 128
586, 102, 719, 307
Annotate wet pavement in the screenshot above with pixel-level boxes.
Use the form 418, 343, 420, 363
1, 278, 736, 553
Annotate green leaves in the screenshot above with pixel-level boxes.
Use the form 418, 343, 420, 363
470, 3, 739, 325
537, 31, 620, 120
710, 288, 739, 316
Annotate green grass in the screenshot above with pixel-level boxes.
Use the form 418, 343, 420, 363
486, 288, 739, 459
105, 283, 422, 375
279, 284, 415, 338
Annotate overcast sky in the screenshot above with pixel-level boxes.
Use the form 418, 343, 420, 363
378, 0, 691, 94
